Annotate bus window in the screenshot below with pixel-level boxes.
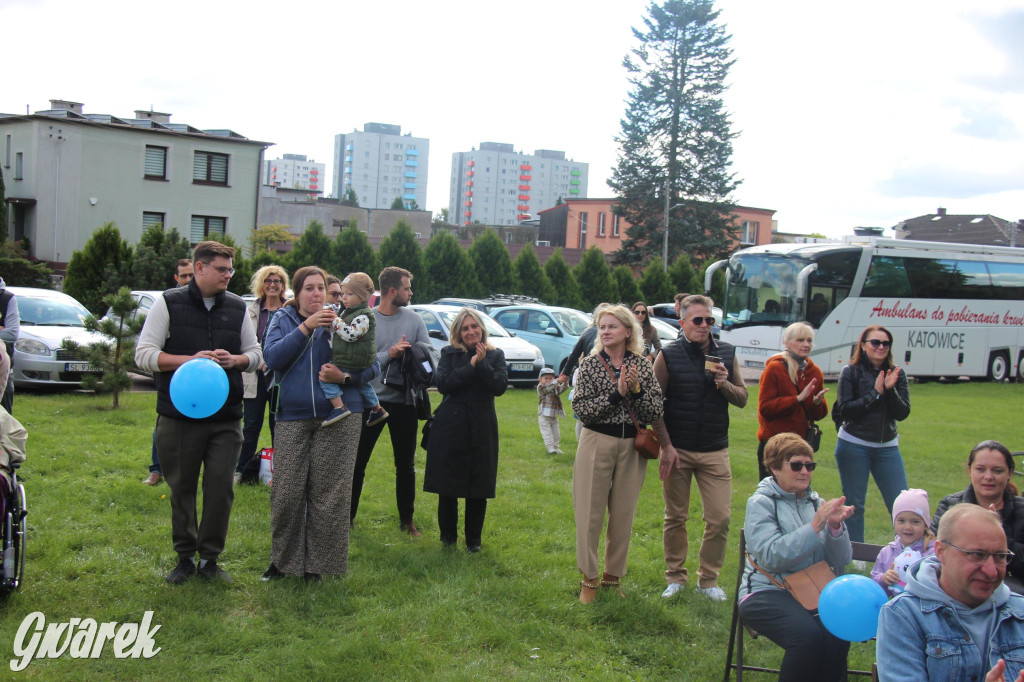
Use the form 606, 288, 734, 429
863, 256, 912, 297
807, 251, 857, 328
987, 261, 1024, 300
952, 260, 993, 299
905, 258, 959, 298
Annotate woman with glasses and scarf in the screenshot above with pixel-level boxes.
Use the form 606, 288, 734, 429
833, 324, 910, 543
740, 432, 854, 681
631, 302, 661, 363
237, 265, 290, 484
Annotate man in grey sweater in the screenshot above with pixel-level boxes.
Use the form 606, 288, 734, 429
350, 266, 430, 537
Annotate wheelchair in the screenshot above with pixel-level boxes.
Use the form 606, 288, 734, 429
0, 462, 26, 594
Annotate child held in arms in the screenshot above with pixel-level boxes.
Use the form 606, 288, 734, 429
320, 273, 389, 427
537, 367, 567, 455
871, 488, 936, 597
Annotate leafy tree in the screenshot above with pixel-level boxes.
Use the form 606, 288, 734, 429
64, 223, 133, 313
612, 265, 643, 306
378, 220, 425, 282
513, 243, 555, 303
250, 224, 295, 257
573, 247, 618, 310
332, 221, 380, 280
341, 186, 359, 207
0, 167, 7, 242
609, 0, 739, 267
406, 199, 421, 211
132, 225, 191, 290
0, 256, 51, 287
543, 248, 584, 309
468, 229, 515, 295
61, 287, 143, 408
390, 197, 406, 210
667, 253, 702, 297
421, 231, 480, 301
640, 260, 676, 303
287, 220, 335, 274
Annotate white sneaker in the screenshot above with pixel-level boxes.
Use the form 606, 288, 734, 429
696, 585, 728, 602
661, 582, 683, 598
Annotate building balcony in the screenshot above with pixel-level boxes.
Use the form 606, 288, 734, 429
518, 214, 531, 220
571, 170, 581, 176
466, 181, 474, 187
569, 188, 580, 195
464, 201, 472, 207
465, 190, 473, 197
345, 156, 352, 163
346, 144, 353, 151
406, 149, 419, 156
518, 205, 530, 211
521, 164, 532, 171
520, 175, 532, 181
570, 179, 580, 186
403, 193, 416, 200
519, 185, 531, 191
404, 171, 417, 178
404, 182, 417, 189
345, 167, 352, 174
466, 170, 475, 177
405, 160, 418, 167
467, 160, 475, 166
518, 194, 530, 200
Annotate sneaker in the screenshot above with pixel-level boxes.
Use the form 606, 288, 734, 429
661, 582, 683, 599
696, 585, 728, 602
142, 471, 163, 486
197, 560, 232, 583
366, 407, 389, 427
261, 563, 284, 582
165, 558, 196, 584
322, 407, 351, 427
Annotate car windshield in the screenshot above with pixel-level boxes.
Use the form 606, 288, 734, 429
19, 296, 89, 327
437, 310, 510, 338
552, 310, 591, 336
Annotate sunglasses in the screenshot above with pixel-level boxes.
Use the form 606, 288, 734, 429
689, 317, 716, 326
866, 339, 891, 349
787, 461, 817, 472
633, 310, 647, 316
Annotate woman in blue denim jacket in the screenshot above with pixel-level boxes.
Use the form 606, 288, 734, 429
877, 504, 1024, 682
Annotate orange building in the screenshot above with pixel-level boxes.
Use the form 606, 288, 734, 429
537, 198, 775, 255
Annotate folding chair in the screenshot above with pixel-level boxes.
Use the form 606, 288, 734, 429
723, 529, 883, 680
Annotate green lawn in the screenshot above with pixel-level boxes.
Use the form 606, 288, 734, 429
0, 381, 1021, 679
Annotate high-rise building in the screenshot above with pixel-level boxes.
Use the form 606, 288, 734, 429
263, 154, 324, 193
332, 123, 429, 209
449, 143, 588, 226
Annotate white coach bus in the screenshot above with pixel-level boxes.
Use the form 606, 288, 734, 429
705, 237, 1024, 381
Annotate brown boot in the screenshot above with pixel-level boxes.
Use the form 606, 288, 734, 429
142, 471, 163, 486
602, 572, 625, 598
400, 521, 422, 538
579, 576, 600, 604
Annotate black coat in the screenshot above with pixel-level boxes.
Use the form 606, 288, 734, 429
423, 346, 508, 499
834, 359, 910, 442
931, 485, 1024, 579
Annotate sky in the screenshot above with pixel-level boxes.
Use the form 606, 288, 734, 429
4, 0, 1022, 239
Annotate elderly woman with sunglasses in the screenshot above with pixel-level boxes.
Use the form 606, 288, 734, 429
631, 302, 661, 362
740, 432, 854, 681
833, 324, 910, 543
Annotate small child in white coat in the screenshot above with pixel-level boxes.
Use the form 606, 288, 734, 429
871, 488, 937, 597
537, 367, 567, 455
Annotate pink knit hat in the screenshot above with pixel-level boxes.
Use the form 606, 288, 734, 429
892, 488, 930, 524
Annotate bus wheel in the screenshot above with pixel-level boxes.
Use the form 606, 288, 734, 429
988, 352, 1011, 382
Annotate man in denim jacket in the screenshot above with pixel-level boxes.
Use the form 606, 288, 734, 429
877, 504, 1024, 682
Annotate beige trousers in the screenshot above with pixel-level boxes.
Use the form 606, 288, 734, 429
538, 415, 560, 452
573, 427, 648, 579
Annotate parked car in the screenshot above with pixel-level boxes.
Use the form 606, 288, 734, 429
649, 302, 722, 338
102, 290, 166, 377
649, 316, 680, 343
9, 286, 110, 389
410, 305, 544, 387
490, 305, 592, 374
432, 294, 540, 316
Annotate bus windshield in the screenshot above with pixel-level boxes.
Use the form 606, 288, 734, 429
723, 254, 805, 329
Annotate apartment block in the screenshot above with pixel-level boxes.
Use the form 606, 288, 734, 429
263, 153, 324, 192
332, 123, 429, 209
449, 143, 588, 226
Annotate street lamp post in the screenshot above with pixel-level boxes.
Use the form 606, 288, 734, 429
662, 197, 687, 272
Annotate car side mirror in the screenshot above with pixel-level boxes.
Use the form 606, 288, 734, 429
544, 327, 560, 336
428, 329, 446, 340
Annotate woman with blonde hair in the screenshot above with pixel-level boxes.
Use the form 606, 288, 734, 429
571, 304, 663, 602
237, 264, 290, 483
423, 308, 508, 552
755, 322, 829, 480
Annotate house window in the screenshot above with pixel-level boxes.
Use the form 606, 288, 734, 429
598, 212, 606, 236
613, 214, 620, 237
190, 215, 226, 243
192, 151, 228, 185
741, 221, 759, 245
145, 145, 168, 180
143, 212, 165, 230
14, 152, 22, 180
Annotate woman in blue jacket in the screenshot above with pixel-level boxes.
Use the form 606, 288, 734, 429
260, 266, 379, 582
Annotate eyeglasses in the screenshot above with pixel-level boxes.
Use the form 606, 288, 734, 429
867, 339, 891, 349
787, 461, 817, 472
633, 310, 647, 316
265, 278, 283, 286
689, 317, 716, 326
200, 263, 235, 277
942, 540, 1014, 566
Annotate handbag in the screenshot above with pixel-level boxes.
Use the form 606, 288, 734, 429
596, 354, 661, 460
420, 417, 432, 450
800, 403, 822, 452
747, 554, 835, 611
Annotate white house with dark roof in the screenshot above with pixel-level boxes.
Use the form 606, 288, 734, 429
894, 207, 1022, 248
0, 99, 271, 268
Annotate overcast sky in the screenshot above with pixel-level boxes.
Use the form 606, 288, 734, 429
4, 0, 1022, 238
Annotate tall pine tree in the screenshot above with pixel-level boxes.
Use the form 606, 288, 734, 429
468, 229, 515, 296
543, 248, 584, 310
378, 220, 425, 283
612, 265, 643, 306
422, 231, 479, 301
609, 0, 739, 267
513, 244, 555, 303
333, 221, 380, 281
287, 220, 334, 274
573, 247, 618, 311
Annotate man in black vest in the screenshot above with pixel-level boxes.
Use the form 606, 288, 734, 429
0, 278, 20, 414
135, 242, 262, 584
652, 294, 747, 601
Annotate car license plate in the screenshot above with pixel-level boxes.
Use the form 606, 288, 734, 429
511, 363, 534, 372
65, 362, 97, 372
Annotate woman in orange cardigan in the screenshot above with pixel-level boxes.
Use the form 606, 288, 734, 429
756, 322, 829, 480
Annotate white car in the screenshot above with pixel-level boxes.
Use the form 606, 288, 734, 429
9, 287, 109, 388
410, 304, 545, 387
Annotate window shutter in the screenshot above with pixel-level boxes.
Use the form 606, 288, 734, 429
190, 216, 206, 243
193, 153, 207, 180
208, 217, 225, 237
145, 146, 166, 178
142, 212, 164, 230
210, 154, 228, 183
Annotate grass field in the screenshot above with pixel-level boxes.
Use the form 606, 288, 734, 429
0, 380, 1021, 680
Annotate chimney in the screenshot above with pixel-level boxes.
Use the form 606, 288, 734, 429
135, 109, 172, 124
937, 207, 947, 216
49, 99, 83, 114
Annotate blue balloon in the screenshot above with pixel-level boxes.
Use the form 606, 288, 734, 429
818, 574, 888, 642
170, 358, 229, 419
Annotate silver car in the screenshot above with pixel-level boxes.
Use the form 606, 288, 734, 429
9, 286, 108, 388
